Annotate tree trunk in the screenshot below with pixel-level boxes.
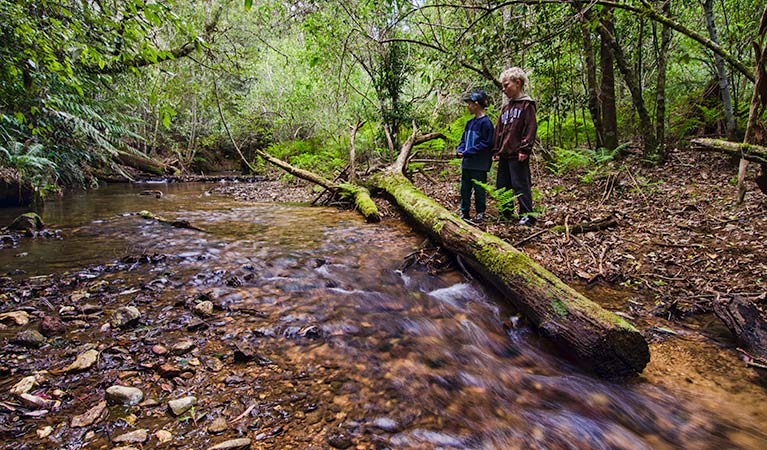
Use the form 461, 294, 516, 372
713, 296, 767, 360
704, 0, 737, 140
578, 10, 604, 149
599, 10, 619, 150
690, 138, 767, 165
653, 0, 672, 162
598, 19, 658, 159
116, 150, 168, 176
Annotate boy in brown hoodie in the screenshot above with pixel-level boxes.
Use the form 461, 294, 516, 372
492, 67, 538, 226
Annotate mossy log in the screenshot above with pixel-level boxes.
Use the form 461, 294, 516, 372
371, 170, 650, 378
690, 138, 767, 165
116, 151, 169, 176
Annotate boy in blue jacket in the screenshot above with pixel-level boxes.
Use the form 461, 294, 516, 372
457, 90, 494, 223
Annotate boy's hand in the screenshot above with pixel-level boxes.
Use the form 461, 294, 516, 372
457, 152, 463, 158
518, 153, 529, 161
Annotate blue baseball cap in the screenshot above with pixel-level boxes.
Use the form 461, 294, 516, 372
462, 90, 488, 107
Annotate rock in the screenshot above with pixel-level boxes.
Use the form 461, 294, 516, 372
233, 341, 257, 363
207, 416, 228, 434
10, 375, 39, 396
207, 438, 252, 450
20, 393, 59, 410
0, 310, 30, 326
171, 339, 195, 355
110, 306, 141, 328
8, 212, 44, 231
371, 416, 400, 432
112, 447, 140, 450
155, 429, 173, 444
151, 344, 168, 355
105, 385, 144, 406
61, 349, 99, 372
36, 426, 53, 438
13, 329, 46, 348
168, 396, 197, 416
113, 429, 149, 444
194, 300, 215, 317
71, 401, 107, 428
38, 315, 65, 336
327, 432, 353, 449
156, 363, 184, 379
186, 317, 207, 331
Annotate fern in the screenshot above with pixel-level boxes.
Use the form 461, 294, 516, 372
474, 180, 520, 218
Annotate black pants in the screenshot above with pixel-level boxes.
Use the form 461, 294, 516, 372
460, 169, 487, 215
496, 157, 532, 218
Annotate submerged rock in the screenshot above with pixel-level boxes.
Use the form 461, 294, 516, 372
113, 429, 149, 444
168, 396, 197, 416
13, 329, 46, 348
207, 438, 251, 450
7, 212, 44, 231
110, 306, 141, 328
105, 385, 144, 406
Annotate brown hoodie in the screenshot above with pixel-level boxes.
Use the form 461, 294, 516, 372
492, 95, 537, 158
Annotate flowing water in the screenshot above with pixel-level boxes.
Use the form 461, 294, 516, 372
0, 182, 765, 449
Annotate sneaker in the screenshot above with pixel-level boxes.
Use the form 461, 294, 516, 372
518, 216, 535, 227
459, 211, 470, 221
473, 213, 485, 223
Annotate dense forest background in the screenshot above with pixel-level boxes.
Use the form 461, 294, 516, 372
1, 0, 765, 200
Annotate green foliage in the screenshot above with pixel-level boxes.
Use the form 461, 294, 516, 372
474, 180, 519, 218
547, 144, 628, 178
267, 140, 346, 178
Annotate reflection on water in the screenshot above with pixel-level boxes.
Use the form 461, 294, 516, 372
0, 182, 765, 449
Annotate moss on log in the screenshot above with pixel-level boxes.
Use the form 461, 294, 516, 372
373, 171, 650, 378
338, 183, 380, 223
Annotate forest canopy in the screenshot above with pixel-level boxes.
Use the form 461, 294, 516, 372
1, 0, 765, 200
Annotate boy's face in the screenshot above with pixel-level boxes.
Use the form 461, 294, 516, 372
466, 101, 479, 114
502, 79, 522, 99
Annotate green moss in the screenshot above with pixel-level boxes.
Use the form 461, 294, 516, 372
551, 298, 568, 318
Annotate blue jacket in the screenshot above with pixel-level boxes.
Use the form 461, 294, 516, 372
457, 115, 494, 171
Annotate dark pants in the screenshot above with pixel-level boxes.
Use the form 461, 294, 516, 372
496, 157, 532, 218
460, 169, 488, 215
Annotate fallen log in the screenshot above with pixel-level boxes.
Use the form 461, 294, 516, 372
371, 170, 650, 378
690, 138, 767, 165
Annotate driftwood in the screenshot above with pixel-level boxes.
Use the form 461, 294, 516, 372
116, 150, 170, 176
138, 210, 207, 232
714, 295, 767, 360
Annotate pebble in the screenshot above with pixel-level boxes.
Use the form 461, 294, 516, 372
194, 300, 215, 317
113, 429, 149, 444
168, 396, 197, 416
38, 315, 65, 336
172, 339, 196, 355
207, 438, 251, 450
371, 417, 400, 432
207, 416, 228, 434
105, 385, 144, 406
110, 306, 141, 328
36, 426, 53, 438
0, 310, 29, 326
327, 431, 353, 449
151, 344, 168, 355
14, 329, 46, 348
156, 429, 173, 443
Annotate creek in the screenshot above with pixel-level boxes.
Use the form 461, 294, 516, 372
0, 182, 764, 449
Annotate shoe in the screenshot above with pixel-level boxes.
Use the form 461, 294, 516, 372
518, 216, 535, 227
459, 211, 470, 220
473, 213, 485, 223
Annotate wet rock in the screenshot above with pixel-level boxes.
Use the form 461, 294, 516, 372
10, 375, 39, 396
326, 431, 353, 449
171, 339, 195, 355
36, 426, 53, 439
113, 429, 148, 444
0, 310, 30, 326
187, 317, 208, 331
233, 341, 257, 362
110, 306, 141, 328
70, 401, 107, 428
151, 344, 168, 355
8, 212, 44, 231
207, 416, 228, 434
39, 315, 66, 336
194, 300, 215, 317
156, 429, 173, 444
371, 417, 400, 432
112, 447, 140, 450
13, 329, 46, 348
61, 349, 99, 373
20, 393, 59, 410
105, 385, 144, 406
168, 396, 197, 416
207, 438, 251, 450
156, 363, 185, 379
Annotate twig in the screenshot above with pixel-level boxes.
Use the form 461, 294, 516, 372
230, 403, 257, 424
651, 240, 705, 248
514, 228, 550, 246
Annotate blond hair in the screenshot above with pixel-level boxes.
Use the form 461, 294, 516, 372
499, 67, 529, 92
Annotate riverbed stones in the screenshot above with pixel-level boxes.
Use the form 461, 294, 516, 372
105, 385, 144, 406
10, 375, 38, 396
155, 429, 173, 444
207, 416, 228, 434
110, 306, 141, 328
194, 300, 214, 317
0, 310, 30, 326
168, 396, 197, 416
206, 438, 251, 450
8, 212, 44, 231
326, 430, 353, 449
171, 339, 195, 355
113, 429, 148, 444
13, 329, 46, 348
62, 349, 99, 372
38, 315, 65, 336
70, 401, 107, 428
370, 416, 400, 432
